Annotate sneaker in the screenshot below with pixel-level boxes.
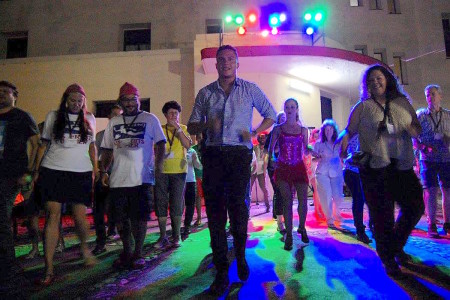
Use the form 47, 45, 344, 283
154, 236, 170, 249
92, 245, 107, 255
427, 223, 439, 238
443, 223, 450, 235
113, 252, 132, 269
171, 235, 181, 247
131, 256, 146, 269
356, 231, 372, 244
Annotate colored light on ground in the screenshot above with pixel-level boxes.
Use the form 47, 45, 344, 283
237, 26, 247, 35
248, 13, 257, 23
306, 26, 314, 35
279, 13, 287, 22
261, 30, 269, 37
225, 15, 233, 23
304, 13, 312, 21
235, 15, 244, 25
315, 12, 323, 22
271, 27, 278, 35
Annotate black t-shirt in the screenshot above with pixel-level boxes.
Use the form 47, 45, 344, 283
0, 108, 39, 178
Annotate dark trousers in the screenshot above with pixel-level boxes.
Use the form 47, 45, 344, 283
268, 167, 283, 217
202, 146, 252, 272
93, 180, 115, 247
0, 177, 20, 280
343, 169, 366, 232
360, 163, 424, 263
183, 182, 197, 228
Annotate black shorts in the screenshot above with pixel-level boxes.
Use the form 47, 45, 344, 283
109, 184, 153, 223
39, 167, 93, 207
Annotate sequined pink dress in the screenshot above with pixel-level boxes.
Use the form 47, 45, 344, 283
274, 131, 309, 185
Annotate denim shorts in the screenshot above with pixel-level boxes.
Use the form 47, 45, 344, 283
419, 161, 450, 189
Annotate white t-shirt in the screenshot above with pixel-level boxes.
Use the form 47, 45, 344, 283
101, 111, 166, 187
41, 111, 96, 172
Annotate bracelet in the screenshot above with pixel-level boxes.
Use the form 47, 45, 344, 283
176, 127, 183, 133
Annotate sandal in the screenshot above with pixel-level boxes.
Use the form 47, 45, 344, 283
26, 248, 40, 259
35, 273, 55, 286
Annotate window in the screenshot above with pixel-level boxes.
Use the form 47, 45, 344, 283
354, 45, 368, 55
206, 19, 223, 34
393, 54, 408, 84
373, 48, 387, 63
120, 23, 151, 51
443, 14, 450, 58
387, 0, 400, 14
350, 0, 362, 7
369, 0, 382, 10
4, 31, 28, 59
94, 99, 150, 117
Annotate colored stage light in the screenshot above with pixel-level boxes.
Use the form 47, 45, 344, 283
271, 27, 279, 35
248, 13, 257, 23
304, 13, 312, 21
261, 29, 269, 37
279, 13, 287, 22
235, 15, 244, 25
225, 15, 233, 23
269, 13, 280, 27
237, 26, 247, 35
315, 12, 323, 22
306, 26, 314, 35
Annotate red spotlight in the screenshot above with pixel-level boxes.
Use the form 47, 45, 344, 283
237, 26, 247, 35
271, 27, 279, 35
248, 13, 257, 23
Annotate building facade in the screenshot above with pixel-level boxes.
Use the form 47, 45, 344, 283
0, 0, 448, 129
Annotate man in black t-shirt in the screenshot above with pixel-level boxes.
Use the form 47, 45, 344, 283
0, 81, 39, 292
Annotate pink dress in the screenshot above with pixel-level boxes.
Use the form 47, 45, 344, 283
274, 131, 309, 185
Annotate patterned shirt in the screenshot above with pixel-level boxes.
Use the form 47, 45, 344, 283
188, 78, 276, 149
416, 107, 450, 162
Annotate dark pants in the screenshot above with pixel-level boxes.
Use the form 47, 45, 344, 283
202, 146, 252, 272
360, 163, 424, 264
344, 169, 366, 232
183, 182, 197, 228
0, 177, 20, 280
93, 180, 115, 247
268, 167, 283, 217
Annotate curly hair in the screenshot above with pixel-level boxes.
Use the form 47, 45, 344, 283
319, 119, 339, 143
53, 92, 91, 143
360, 64, 407, 101
162, 100, 182, 114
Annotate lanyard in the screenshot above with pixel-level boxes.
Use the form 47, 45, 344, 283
122, 112, 141, 130
66, 113, 80, 138
373, 99, 392, 123
429, 110, 442, 132
165, 125, 177, 154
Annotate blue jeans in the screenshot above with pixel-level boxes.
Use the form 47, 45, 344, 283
344, 169, 367, 232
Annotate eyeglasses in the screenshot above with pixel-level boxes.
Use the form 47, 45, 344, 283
120, 96, 139, 102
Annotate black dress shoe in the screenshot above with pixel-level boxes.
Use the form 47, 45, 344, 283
298, 228, 309, 243
395, 250, 413, 265
356, 231, 372, 244
383, 259, 403, 278
92, 245, 107, 255
237, 258, 250, 281
284, 234, 293, 251
209, 271, 229, 295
